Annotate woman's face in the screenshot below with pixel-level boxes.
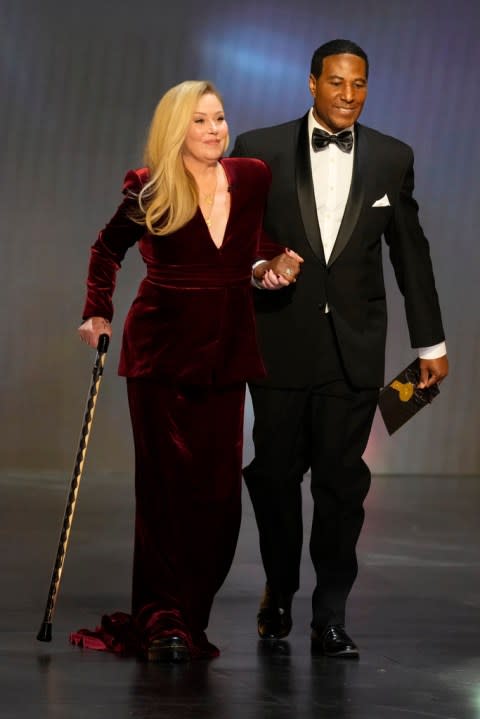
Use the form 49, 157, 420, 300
182, 93, 228, 164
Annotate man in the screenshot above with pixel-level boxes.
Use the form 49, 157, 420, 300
231, 39, 448, 658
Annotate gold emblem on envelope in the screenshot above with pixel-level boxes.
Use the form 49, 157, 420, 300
390, 380, 414, 402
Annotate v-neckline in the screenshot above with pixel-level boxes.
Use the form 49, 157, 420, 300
199, 159, 232, 251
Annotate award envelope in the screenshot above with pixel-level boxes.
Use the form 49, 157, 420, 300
378, 358, 440, 435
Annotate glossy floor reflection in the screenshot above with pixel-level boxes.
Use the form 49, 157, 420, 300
1, 472, 480, 718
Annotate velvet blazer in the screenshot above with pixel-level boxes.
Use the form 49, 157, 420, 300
232, 115, 445, 389
82, 158, 282, 385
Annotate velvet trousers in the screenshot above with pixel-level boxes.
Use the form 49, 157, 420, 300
127, 378, 246, 647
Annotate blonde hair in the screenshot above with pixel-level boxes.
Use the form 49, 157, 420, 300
131, 81, 229, 236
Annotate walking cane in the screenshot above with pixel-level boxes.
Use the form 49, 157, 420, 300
37, 334, 110, 642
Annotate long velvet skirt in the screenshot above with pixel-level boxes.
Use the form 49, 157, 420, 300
71, 378, 246, 659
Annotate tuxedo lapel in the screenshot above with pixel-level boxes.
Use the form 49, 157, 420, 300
328, 124, 367, 266
295, 114, 326, 263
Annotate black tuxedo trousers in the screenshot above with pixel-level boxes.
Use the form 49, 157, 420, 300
243, 315, 378, 628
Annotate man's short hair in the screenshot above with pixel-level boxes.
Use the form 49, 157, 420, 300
310, 39, 369, 79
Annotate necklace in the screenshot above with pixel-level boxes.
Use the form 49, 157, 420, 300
201, 166, 218, 227
205, 197, 215, 227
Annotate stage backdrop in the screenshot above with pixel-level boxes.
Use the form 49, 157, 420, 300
0, 0, 478, 475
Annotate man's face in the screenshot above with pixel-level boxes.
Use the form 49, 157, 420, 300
309, 53, 368, 133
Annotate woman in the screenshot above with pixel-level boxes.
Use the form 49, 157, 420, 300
71, 81, 301, 662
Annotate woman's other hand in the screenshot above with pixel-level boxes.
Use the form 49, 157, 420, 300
78, 317, 112, 348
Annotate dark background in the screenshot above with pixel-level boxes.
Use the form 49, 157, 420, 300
1, 0, 478, 476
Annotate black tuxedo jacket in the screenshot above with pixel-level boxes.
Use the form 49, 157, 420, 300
231, 113, 445, 389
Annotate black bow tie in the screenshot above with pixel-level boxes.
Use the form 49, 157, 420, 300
311, 127, 353, 153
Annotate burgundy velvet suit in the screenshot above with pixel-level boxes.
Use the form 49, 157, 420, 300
72, 158, 282, 658
83, 158, 280, 385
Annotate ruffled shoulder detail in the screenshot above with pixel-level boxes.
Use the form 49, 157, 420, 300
122, 167, 150, 196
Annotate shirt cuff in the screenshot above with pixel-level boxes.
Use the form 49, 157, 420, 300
251, 260, 268, 289
417, 341, 447, 360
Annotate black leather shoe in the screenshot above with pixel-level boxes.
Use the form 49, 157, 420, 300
311, 624, 359, 658
147, 635, 191, 663
257, 585, 293, 640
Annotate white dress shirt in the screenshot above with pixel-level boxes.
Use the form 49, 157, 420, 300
309, 109, 354, 264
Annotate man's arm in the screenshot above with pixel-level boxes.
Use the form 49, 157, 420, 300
384, 147, 448, 386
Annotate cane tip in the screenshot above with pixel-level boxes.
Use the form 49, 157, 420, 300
37, 622, 53, 642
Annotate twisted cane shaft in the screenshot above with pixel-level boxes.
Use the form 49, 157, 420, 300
37, 337, 109, 641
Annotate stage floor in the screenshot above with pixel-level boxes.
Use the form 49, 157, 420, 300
1, 471, 480, 719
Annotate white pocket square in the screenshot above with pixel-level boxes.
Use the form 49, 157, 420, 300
372, 194, 390, 207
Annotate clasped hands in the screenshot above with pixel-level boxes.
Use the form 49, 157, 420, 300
254, 249, 304, 289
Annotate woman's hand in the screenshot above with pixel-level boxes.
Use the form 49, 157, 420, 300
78, 317, 112, 348
254, 249, 304, 290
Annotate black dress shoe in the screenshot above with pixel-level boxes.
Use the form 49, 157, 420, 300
146, 635, 191, 663
257, 585, 293, 640
311, 624, 359, 658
